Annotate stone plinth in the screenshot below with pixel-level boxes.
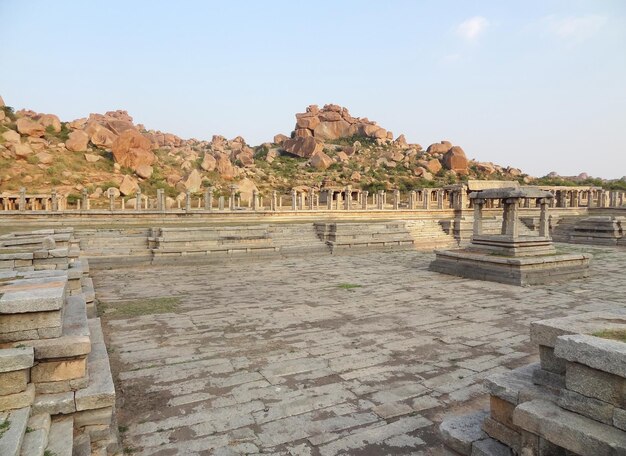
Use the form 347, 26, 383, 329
429, 249, 591, 286
440, 312, 626, 456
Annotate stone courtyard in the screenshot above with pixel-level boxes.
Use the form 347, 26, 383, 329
92, 244, 626, 456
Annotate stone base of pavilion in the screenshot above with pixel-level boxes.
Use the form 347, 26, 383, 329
468, 234, 557, 256
429, 248, 591, 286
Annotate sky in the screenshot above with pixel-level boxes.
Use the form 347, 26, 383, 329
1, 0, 625, 178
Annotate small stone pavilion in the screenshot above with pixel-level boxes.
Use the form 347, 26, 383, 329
429, 187, 591, 285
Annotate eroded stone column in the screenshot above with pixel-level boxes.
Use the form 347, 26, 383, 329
423, 189, 430, 209
473, 198, 484, 236
362, 190, 368, 210
185, 191, 191, 211
539, 198, 550, 238
205, 187, 213, 210
19, 188, 26, 211
327, 190, 333, 210
230, 185, 237, 210
291, 189, 297, 211
309, 187, 315, 210
271, 191, 277, 211
345, 186, 352, 210
219, 196, 225, 210
109, 189, 115, 211
252, 190, 258, 211
157, 189, 164, 211
505, 198, 519, 237
393, 190, 400, 210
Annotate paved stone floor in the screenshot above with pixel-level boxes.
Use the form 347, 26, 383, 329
93, 244, 626, 456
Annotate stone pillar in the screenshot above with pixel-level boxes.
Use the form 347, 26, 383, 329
309, 187, 315, 210
437, 190, 444, 209
345, 186, 352, 210
51, 189, 58, 212
205, 187, 213, 210
81, 189, 89, 210
252, 190, 258, 211
18, 188, 26, 211
504, 198, 519, 237
121, 198, 126, 210
539, 198, 550, 238
409, 191, 416, 210
218, 196, 225, 210
136, 189, 142, 211
362, 191, 368, 210
327, 189, 333, 210
587, 190, 594, 208
299, 192, 305, 210
577, 191, 583, 207
108, 189, 115, 211
156, 189, 164, 211
423, 189, 430, 209
377, 191, 384, 210
230, 185, 237, 210
185, 190, 191, 211
291, 189, 297, 211
473, 198, 484, 236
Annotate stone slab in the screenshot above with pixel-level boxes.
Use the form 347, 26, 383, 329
0, 369, 29, 395
0, 406, 30, 456
0, 347, 34, 373
440, 410, 488, 455
0, 383, 35, 411
45, 416, 74, 456
0, 277, 67, 313
513, 399, 626, 456
555, 333, 626, 379
530, 311, 626, 348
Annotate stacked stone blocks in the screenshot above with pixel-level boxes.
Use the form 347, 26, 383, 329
0, 229, 118, 456
440, 312, 626, 456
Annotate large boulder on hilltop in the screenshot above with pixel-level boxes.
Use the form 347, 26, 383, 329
442, 146, 468, 174
182, 169, 202, 193
425, 158, 442, 174
39, 114, 62, 133
273, 134, 288, 145
135, 164, 153, 179
111, 129, 155, 171
66, 130, 90, 152
309, 151, 333, 170
2, 130, 21, 144
85, 122, 117, 148
16, 118, 45, 137
282, 136, 323, 158
236, 178, 258, 203
13, 143, 33, 159
215, 153, 235, 179
313, 120, 354, 140
200, 153, 216, 171
119, 175, 139, 196
426, 141, 453, 154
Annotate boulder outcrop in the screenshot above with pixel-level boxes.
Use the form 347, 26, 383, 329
111, 129, 155, 171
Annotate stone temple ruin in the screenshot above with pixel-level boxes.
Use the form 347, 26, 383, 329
0, 181, 625, 455
429, 187, 591, 285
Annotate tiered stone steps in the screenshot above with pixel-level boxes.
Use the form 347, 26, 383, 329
314, 221, 418, 253
550, 215, 580, 242
0, 230, 119, 456
77, 228, 151, 267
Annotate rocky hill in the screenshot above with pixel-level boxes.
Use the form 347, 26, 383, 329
2, 96, 612, 204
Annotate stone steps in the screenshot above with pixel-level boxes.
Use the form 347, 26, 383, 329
45, 416, 73, 456
20, 412, 50, 456
514, 399, 626, 455
0, 406, 30, 456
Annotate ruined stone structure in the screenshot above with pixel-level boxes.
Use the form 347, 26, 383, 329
0, 229, 118, 455
440, 312, 626, 456
429, 187, 591, 285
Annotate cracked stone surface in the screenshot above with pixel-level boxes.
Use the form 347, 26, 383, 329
92, 244, 626, 455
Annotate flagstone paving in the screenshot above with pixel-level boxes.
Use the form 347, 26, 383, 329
92, 244, 626, 455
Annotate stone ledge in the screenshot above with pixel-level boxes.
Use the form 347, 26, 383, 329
513, 399, 626, 456
530, 311, 626, 348
0, 347, 34, 373
440, 410, 489, 455
555, 334, 626, 379
0, 276, 67, 313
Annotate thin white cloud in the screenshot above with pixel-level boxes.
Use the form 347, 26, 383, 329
456, 16, 489, 41
545, 14, 607, 43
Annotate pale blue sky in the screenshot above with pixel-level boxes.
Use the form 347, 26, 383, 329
2, 1, 625, 178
